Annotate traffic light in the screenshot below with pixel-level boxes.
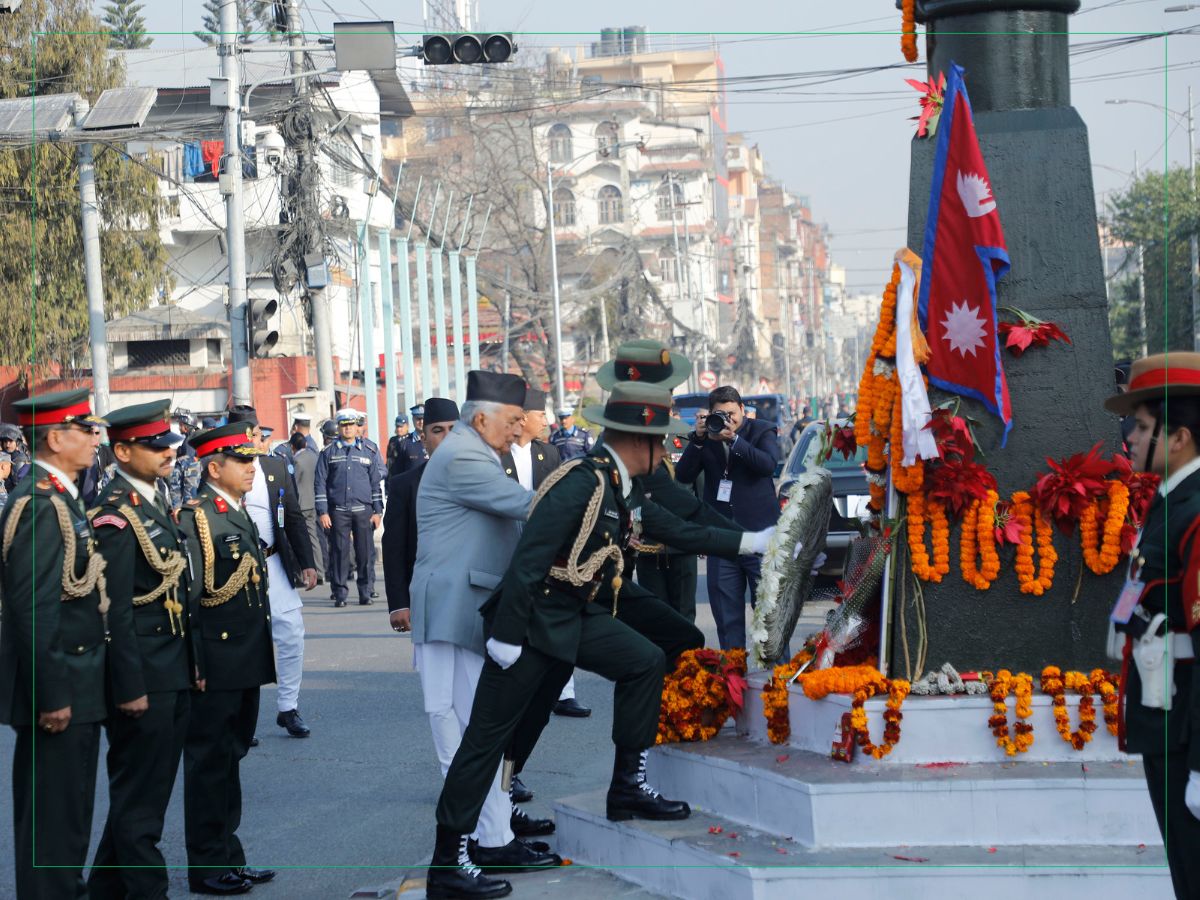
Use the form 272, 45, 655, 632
421, 33, 516, 65
249, 298, 279, 357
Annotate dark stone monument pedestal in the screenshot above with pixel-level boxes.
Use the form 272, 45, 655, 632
894, 0, 1122, 676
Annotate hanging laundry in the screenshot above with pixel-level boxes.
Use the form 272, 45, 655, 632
182, 142, 205, 179
201, 140, 225, 178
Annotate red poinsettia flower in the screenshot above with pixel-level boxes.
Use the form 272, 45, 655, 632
1120, 523, 1139, 556
906, 72, 946, 138
831, 424, 857, 460
926, 457, 998, 520
998, 307, 1072, 357
1031, 442, 1115, 535
992, 499, 1023, 546
924, 408, 976, 462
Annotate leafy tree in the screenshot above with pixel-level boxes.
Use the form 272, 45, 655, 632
1106, 276, 1144, 364
99, 0, 152, 50
195, 0, 280, 46
0, 0, 170, 373
1105, 165, 1200, 354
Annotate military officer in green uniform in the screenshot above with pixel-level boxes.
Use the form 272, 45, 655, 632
597, 339, 742, 623
177, 423, 276, 896
1106, 353, 1200, 899
0, 388, 109, 899
85, 400, 199, 900
428, 382, 768, 899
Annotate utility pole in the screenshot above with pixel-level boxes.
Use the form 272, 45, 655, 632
667, 171, 686, 369
74, 100, 110, 415
287, 0, 334, 406
1135, 151, 1148, 357
502, 263, 511, 370
1190, 85, 1199, 351
220, 0, 252, 406
547, 159, 566, 411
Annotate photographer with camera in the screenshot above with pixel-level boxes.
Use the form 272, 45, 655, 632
675, 385, 782, 650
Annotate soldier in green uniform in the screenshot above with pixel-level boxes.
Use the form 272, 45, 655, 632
1105, 353, 1200, 899
85, 400, 199, 900
428, 382, 768, 899
0, 388, 109, 899
177, 423, 276, 896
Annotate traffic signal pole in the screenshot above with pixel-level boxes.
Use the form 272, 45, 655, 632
220, 0, 252, 406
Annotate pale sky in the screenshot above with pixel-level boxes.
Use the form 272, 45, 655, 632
131, 1, 1197, 295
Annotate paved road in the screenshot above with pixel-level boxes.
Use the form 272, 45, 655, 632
0, 552, 828, 899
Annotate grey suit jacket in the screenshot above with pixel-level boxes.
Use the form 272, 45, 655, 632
410, 421, 532, 655
293, 447, 318, 511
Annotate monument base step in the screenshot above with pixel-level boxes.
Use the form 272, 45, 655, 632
552, 790, 1173, 900
645, 734, 1160, 847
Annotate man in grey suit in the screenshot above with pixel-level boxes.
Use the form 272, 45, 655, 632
289, 432, 326, 580
409, 371, 560, 873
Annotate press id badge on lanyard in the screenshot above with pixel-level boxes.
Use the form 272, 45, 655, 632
275, 488, 285, 530
717, 479, 733, 503
1110, 544, 1145, 625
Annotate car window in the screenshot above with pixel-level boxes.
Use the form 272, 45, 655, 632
789, 427, 867, 474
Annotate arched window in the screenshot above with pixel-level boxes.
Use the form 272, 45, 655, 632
548, 123, 573, 163
596, 121, 620, 158
553, 188, 576, 227
656, 180, 684, 221
598, 185, 624, 224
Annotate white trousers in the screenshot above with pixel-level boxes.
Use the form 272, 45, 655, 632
266, 554, 305, 713
414, 641, 514, 848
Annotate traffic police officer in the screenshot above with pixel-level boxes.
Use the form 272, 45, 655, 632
386, 413, 410, 472
1106, 352, 1200, 899
316, 409, 384, 607
0, 388, 110, 899
85, 400, 199, 900
390, 406, 429, 477
178, 422, 276, 896
549, 408, 594, 461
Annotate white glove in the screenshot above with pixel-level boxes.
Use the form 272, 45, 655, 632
1187, 771, 1200, 821
740, 527, 774, 556
811, 551, 828, 576
486, 637, 522, 670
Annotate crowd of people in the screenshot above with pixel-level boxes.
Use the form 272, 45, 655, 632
0, 342, 1196, 899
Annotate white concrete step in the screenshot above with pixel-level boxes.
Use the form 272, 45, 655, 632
552, 790, 1173, 900
644, 735, 1160, 848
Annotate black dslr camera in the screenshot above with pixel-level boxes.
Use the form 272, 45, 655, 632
706, 410, 731, 435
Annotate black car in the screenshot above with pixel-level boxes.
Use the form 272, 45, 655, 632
776, 420, 869, 580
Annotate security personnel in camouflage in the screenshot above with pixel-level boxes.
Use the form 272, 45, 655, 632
0, 388, 110, 900
430, 383, 750, 899
177, 423, 276, 896
85, 400, 200, 900
169, 411, 202, 511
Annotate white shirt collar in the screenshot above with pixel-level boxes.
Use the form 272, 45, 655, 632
1159, 455, 1200, 496
207, 482, 241, 509
116, 467, 161, 507
608, 446, 633, 500
34, 460, 79, 500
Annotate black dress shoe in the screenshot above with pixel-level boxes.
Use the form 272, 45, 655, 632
510, 774, 532, 804
511, 804, 555, 837
469, 838, 562, 872
370, 590, 379, 598
276, 709, 310, 738
358, 597, 373, 605
249, 736, 259, 748
188, 872, 252, 895
553, 698, 591, 718
334, 598, 347, 608
233, 867, 275, 884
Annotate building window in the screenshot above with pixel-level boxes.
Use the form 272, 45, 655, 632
425, 117, 451, 142
658, 249, 678, 283
361, 134, 376, 192
330, 133, 358, 190
553, 188, 576, 227
548, 124, 573, 163
656, 180, 684, 221
207, 339, 223, 366
127, 339, 190, 369
596, 121, 620, 158
597, 185, 623, 224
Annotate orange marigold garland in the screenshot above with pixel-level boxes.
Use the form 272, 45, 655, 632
1040, 666, 1098, 750
761, 649, 813, 744
988, 669, 1034, 756
1080, 481, 1130, 576
1090, 668, 1120, 737
849, 676, 911, 760
906, 491, 950, 582
856, 265, 902, 514
960, 490, 1002, 589
657, 648, 746, 744
1011, 491, 1057, 595
901, 0, 919, 63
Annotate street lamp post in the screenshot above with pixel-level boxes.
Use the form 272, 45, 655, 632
1107, 95, 1199, 351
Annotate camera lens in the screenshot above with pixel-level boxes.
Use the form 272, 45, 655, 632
706, 412, 727, 434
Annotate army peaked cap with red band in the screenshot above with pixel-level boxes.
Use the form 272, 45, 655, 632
596, 339, 692, 391
106, 399, 185, 449
1105, 352, 1200, 416
13, 387, 108, 428
190, 422, 262, 459
583, 382, 691, 436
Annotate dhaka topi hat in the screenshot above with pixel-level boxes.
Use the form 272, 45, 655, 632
423, 397, 459, 424
466, 370, 526, 407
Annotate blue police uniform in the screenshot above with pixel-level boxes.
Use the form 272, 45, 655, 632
315, 437, 383, 606
549, 424, 594, 462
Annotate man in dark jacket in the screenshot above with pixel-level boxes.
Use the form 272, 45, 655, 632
675, 385, 782, 650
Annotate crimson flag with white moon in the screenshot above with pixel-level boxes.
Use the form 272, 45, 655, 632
917, 61, 1013, 444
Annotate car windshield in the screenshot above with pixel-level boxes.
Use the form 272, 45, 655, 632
788, 426, 867, 474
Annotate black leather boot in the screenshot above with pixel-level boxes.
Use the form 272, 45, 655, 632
605, 747, 690, 822
510, 800, 555, 837
427, 825, 513, 899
